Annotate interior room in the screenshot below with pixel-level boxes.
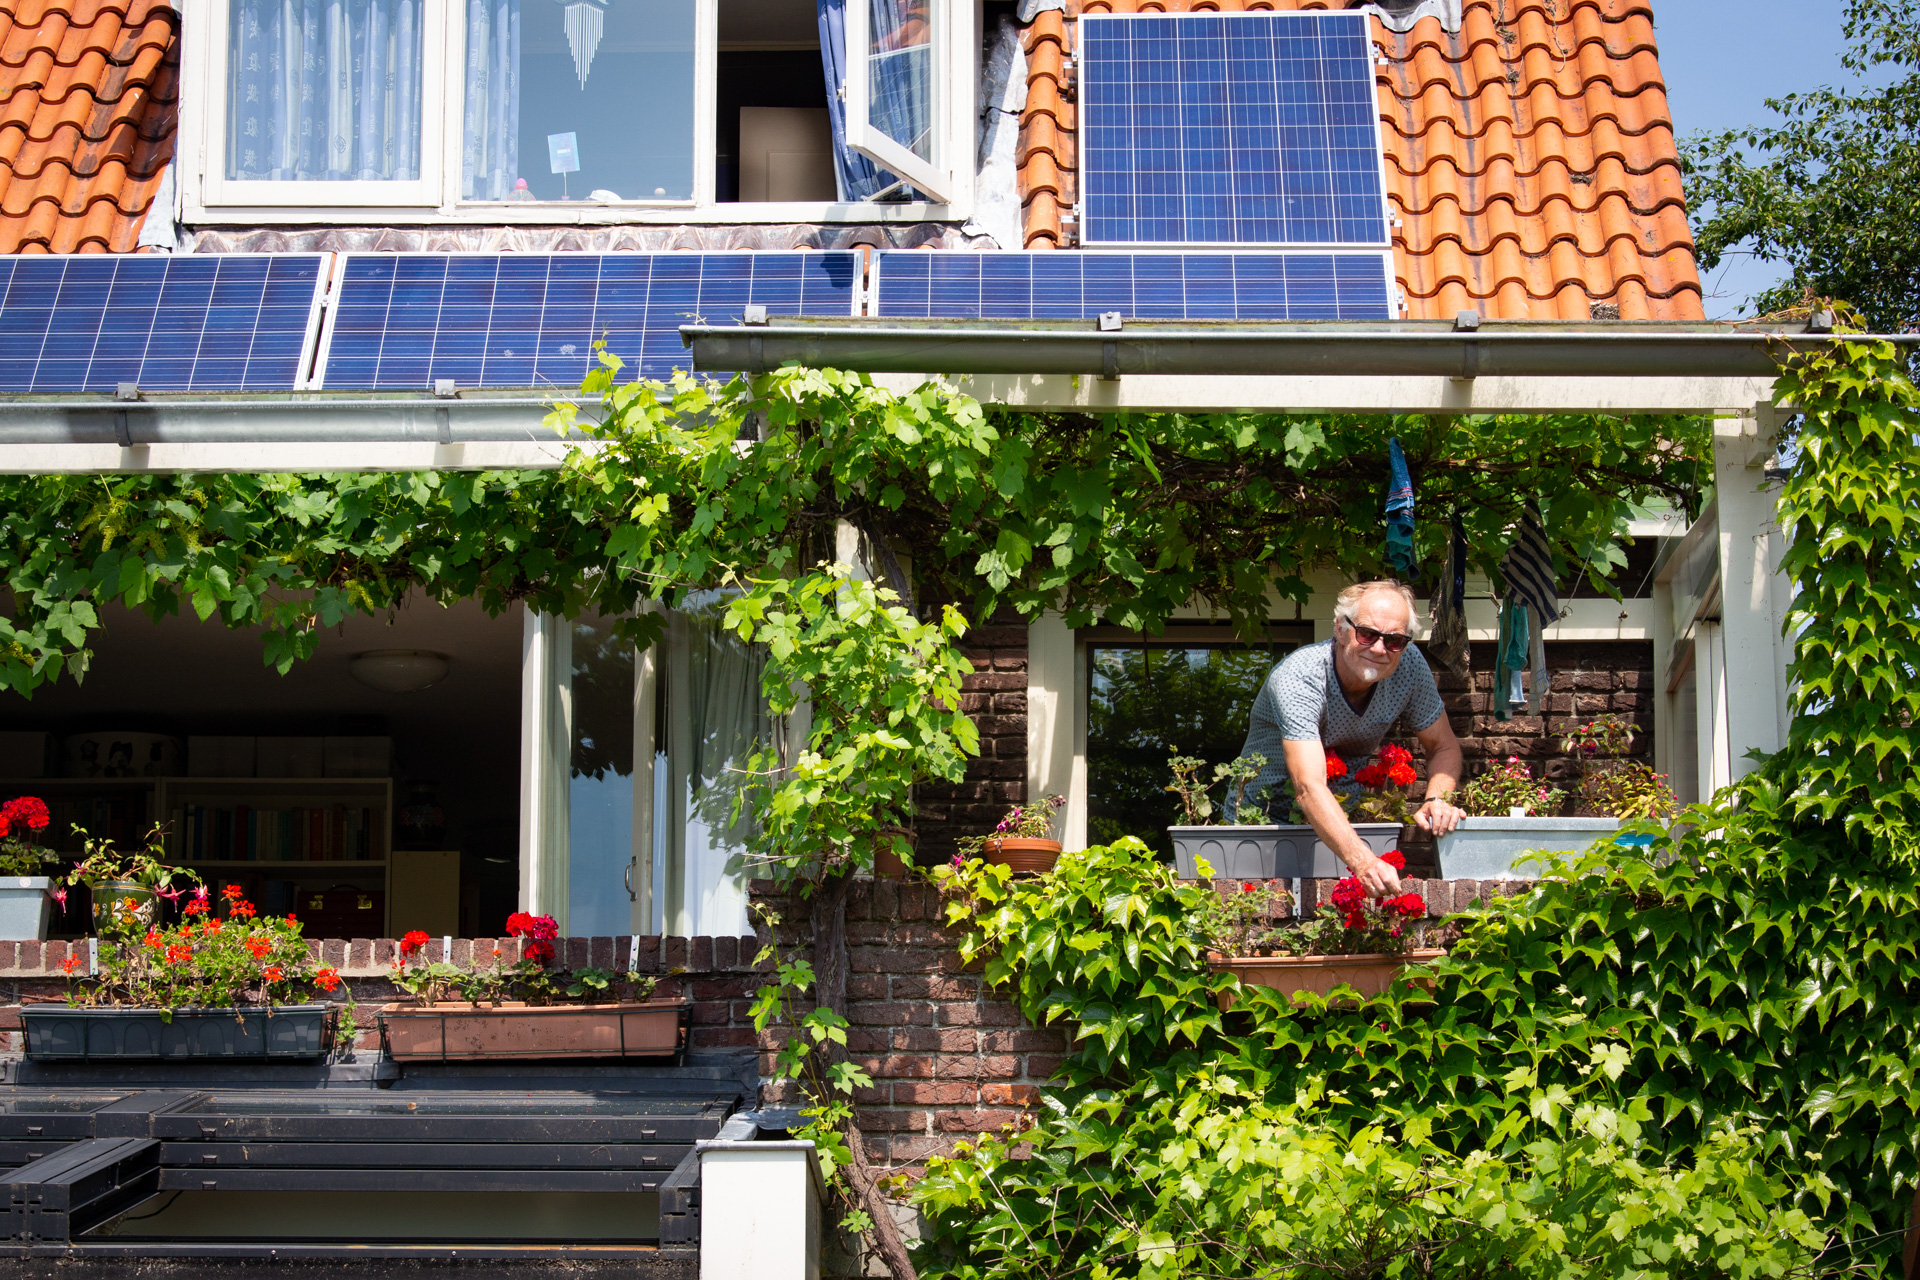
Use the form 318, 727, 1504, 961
0, 595, 524, 938
716, 0, 837, 202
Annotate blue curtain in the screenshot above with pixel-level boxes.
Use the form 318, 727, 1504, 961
462, 0, 522, 199
226, 0, 424, 181
816, 0, 891, 201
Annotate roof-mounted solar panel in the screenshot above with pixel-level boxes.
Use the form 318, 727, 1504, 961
872, 250, 1395, 321
1079, 11, 1390, 247
0, 254, 327, 393
315, 252, 861, 391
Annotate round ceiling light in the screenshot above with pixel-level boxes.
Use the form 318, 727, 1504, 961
349, 650, 452, 694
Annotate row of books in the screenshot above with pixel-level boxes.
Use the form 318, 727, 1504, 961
170, 804, 385, 862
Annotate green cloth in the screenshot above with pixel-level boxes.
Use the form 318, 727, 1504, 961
1493, 600, 1529, 723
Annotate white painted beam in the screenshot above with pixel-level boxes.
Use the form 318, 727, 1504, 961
1712, 412, 1791, 780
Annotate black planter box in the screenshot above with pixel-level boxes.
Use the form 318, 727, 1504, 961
21, 1004, 338, 1060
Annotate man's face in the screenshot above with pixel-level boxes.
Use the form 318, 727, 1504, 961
1336, 591, 1414, 685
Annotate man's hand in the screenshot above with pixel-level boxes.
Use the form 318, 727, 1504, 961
1414, 796, 1465, 837
1351, 852, 1403, 898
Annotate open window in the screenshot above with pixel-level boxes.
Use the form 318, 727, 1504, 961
841, 0, 953, 202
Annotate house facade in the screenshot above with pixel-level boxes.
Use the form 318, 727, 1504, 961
0, 0, 1802, 1263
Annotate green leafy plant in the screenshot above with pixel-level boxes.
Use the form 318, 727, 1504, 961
1167, 753, 1271, 825
63, 825, 201, 901
1342, 743, 1421, 824
1195, 878, 1294, 956
956, 794, 1066, 859
1458, 755, 1568, 817
0, 796, 55, 876
1562, 716, 1678, 821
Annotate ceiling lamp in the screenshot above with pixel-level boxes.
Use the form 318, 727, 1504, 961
349, 650, 452, 694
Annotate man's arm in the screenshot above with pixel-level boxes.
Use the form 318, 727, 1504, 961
1281, 738, 1402, 897
1412, 712, 1466, 836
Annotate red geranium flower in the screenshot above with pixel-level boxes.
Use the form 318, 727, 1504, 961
2, 796, 50, 831
1381, 744, 1413, 768
144, 930, 164, 949
400, 930, 431, 955
1386, 763, 1418, 788
263, 966, 283, 983
1330, 877, 1367, 911
61, 954, 82, 975
184, 899, 208, 916
315, 966, 341, 993
1380, 849, 1406, 871
1324, 753, 1347, 782
1240, 882, 1258, 893
222, 883, 246, 902
524, 940, 556, 966
245, 937, 272, 959
1389, 893, 1427, 917
165, 944, 193, 966
1353, 764, 1389, 789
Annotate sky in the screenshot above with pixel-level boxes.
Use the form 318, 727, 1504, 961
1651, 0, 1885, 319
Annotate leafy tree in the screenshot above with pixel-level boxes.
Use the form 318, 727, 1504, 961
1683, 0, 1920, 336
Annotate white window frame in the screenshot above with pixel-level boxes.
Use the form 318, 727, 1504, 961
842, 0, 955, 204
180, 0, 976, 225
191, 0, 452, 210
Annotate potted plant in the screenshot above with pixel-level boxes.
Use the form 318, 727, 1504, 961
1167, 750, 1406, 879
1435, 717, 1679, 878
376, 912, 690, 1062
1203, 850, 1443, 1007
0, 796, 57, 940
62, 825, 202, 932
958, 795, 1066, 876
28, 880, 346, 1059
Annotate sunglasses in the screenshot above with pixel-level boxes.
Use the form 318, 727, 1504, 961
1345, 621, 1412, 654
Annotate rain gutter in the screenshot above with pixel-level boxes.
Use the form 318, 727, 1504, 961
678, 317, 1920, 380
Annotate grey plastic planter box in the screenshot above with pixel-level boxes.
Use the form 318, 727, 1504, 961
1434, 816, 1622, 879
1171, 823, 1404, 879
0, 876, 51, 940
21, 1004, 338, 1060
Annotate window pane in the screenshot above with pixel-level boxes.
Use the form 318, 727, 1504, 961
227, 0, 424, 181
1087, 646, 1290, 858
568, 618, 634, 937
464, 0, 696, 202
866, 0, 933, 162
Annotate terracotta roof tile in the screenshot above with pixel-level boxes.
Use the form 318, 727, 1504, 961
0, 0, 175, 254
1021, 0, 1703, 320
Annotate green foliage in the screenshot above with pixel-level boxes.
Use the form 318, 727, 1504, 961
1456, 756, 1565, 818
914, 1060, 1836, 1280
0, 363, 1706, 698
1771, 330, 1920, 851
721, 565, 977, 882
1683, 0, 1920, 335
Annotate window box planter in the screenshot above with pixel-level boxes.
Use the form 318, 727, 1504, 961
1208, 949, 1446, 1009
1433, 816, 1622, 879
1170, 823, 1402, 879
377, 1000, 691, 1063
984, 838, 1062, 876
21, 1004, 339, 1060
0, 876, 51, 940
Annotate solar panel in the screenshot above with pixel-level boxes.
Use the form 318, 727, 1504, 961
315, 253, 861, 390
1079, 12, 1389, 247
0, 254, 326, 393
871, 251, 1394, 321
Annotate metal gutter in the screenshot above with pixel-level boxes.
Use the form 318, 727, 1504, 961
0, 395, 596, 446
679, 317, 1920, 379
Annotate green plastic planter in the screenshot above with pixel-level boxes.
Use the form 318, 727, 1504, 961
21, 1004, 338, 1060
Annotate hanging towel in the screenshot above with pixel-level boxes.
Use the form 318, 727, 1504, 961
1500, 503, 1559, 620
1384, 437, 1416, 577
1527, 604, 1550, 716
1493, 599, 1529, 723
1426, 513, 1470, 683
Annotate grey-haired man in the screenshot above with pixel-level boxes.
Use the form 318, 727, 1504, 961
1238, 581, 1466, 898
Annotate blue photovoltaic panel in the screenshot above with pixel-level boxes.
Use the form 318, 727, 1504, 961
872, 251, 1393, 321
0, 254, 326, 393
1080, 11, 1388, 246
317, 253, 861, 390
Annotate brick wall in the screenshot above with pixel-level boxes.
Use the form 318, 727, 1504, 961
915, 609, 1031, 866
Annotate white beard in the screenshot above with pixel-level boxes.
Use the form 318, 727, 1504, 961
1359, 664, 1383, 683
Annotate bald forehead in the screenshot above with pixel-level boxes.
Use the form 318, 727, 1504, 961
1349, 587, 1414, 632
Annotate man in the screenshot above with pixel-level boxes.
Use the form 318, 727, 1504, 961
1239, 580, 1465, 897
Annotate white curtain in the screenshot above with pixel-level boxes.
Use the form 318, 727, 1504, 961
663, 606, 767, 938
226, 0, 424, 181
462, 0, 521, 199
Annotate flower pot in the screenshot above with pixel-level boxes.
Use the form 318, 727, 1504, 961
1170, 823, 1402, 879
0, 877, 52, 940
22, 1004, 338, 1060
1208, 949, 1446, 1009
1433, 816, 1622, 879
88, 880, 154, 931
871, 826, 917, 879
377, 999, 690, 1062
984, 838, 1062, 876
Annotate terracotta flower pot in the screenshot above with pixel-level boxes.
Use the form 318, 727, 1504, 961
984, 838, 1063, 876
872, 826, 917, 879
377, 999, 689, 1062
1208, 948, 1446, 1009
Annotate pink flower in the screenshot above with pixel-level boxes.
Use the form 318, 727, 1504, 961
52, 888, 66, 907
192, 885, 209, 902
950, 853, 964, 868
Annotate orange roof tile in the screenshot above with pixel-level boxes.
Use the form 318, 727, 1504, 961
1021, 0, 1703, 320
0, 0, 176, 254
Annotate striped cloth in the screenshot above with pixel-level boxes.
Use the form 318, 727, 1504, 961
1500, 504, 1558, 618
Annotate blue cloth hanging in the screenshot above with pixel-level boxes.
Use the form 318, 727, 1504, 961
1384, 437, 1416, 577
1493, 599, 1529, 723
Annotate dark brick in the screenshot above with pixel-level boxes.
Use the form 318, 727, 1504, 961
980, 1028, 1064, 1052
663, 937, 689, 972
711, 935, 738, 971
848, 1001, 935, 1026
934, 1055, 1018, 1080
982, 1083, 1041, 1106
937, 1109, 1023, 1133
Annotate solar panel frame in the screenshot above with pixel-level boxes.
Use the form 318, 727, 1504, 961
1078, 11, 1393, 249
312, 252, 863, 391
0, 254, 328, 394
871, 250, 1396, 322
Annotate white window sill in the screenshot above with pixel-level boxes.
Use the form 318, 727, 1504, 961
183, 201, 961, 226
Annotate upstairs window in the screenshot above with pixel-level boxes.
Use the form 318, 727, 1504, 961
193, 0, 970, 216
